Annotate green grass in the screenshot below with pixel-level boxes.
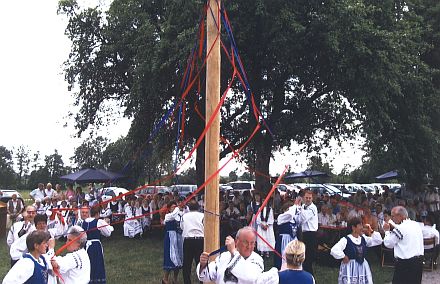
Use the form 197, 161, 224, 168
0, 225, 393, 283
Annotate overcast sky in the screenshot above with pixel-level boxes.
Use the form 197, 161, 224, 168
0, 0, 365, 176
0, 0, 130, 167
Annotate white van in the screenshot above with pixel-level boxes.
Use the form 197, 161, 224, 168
226, 181, 256, 194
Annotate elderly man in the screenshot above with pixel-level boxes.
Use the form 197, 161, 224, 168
30, 183, 46, 201
51, 226, 91, 284
10, 213, 65, 263
384, 206, 424, 284
7, 194, 24, 224
197, 226, 264, 283
7, 206, 37, 267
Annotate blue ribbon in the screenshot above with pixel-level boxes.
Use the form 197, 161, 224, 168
209, 245, 227, 256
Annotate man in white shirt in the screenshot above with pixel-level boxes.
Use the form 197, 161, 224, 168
7, 206, 37, 267
29, 183, 46, 201
420, 213, 439, 249
181, 199, 204, 284
318, 205, 336, 226
197, 226, 264, 283
45, 183, 56, 199
225, 201, 240, 219
383, 206, 424, 284
51, 226, 91, 284
296, 190, 318, 275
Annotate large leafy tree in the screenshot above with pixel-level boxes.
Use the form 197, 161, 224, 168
71, 136, 108, 169
58, 0, 439, 191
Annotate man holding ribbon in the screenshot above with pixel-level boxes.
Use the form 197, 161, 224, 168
197, 226, 264, 283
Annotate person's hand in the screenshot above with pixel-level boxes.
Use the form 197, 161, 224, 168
50, 259, 60, 271
199, 252, 209, 271
48, 238, 56, 249
342, 255, 349, 264
225, 236, 237, 255
383, 222, 390, 231
294, 197, 302, 206
363, 224, 373, 236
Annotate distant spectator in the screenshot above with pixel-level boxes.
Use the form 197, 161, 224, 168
7, 194, 24, 224
45, 183, 56, 199
29, 183, 46, 201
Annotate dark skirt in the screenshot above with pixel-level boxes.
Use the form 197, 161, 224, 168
86, 240, 107, 283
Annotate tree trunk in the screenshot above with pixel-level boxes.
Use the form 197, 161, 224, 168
196, 139, 205, 188
254, 132, 273, 194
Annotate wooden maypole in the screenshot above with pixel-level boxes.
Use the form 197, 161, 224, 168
204, 0, 221, 260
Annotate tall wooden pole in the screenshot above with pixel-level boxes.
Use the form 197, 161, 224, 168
204, 0, 221, 259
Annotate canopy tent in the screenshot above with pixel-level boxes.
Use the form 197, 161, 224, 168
60, 168, 126, 183
284, 169, 329, 179
375, 170, 399, 180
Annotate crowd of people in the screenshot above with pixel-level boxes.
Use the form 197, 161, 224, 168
3, 182, 440, 283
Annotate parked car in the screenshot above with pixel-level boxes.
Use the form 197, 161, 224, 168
303, 184, 336, 196
170, 184, 197, 198
138, 185, 170, 195
277, 184, 301, 195
322, 184, 351, 199
344, 183, 366, 194
225, 181, 256, 194
0, 189, 24, 204
328, 183, 351, 195
100, 187, 129, 201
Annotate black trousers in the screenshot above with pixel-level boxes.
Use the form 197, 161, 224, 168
183, 238, 204, 284
392, 257, 423, 284
302, 231, 317, 276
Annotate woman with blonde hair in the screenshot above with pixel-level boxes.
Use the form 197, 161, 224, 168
258, 240, 315, 284
278, 240, 315, 283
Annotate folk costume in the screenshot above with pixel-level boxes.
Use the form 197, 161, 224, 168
123, 204, 142, 238
384, 219, 424, 284
256, 205, 275, 253
274, 204, 300, 269
196, 251, 264, 284
53, 248, 91, 284
2, 253, 49, 284
163, 207, 184, 270
330, 231, 382, 284
82, 217, 113, 284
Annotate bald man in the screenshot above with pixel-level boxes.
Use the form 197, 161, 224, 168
383, 206, 424, 284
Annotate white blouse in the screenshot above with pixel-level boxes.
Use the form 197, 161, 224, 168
330, 232, 383, 259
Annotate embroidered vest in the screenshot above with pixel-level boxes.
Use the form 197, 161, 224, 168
343, 236, 367, 264
23, 254, 48, 284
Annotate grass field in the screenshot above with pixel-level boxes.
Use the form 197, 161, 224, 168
0, 224, 394, 283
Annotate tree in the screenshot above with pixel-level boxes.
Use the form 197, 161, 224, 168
307, 155, 333, 176
0, 146, 16, 188
44, 150, 66, 185
32, 151, 41, 172
59, 0, 439, 192
228, 171, 238, 182
14, 145, 31, 187
71, 136, 107, 169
